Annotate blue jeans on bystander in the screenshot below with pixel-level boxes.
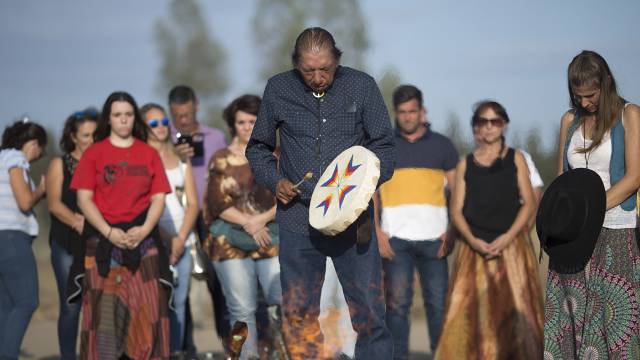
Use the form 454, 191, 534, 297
213, 256, 282, 360
0, 230, 39, 360
50, 239, 81, 359
170, 244, 193, 352
383, 237, 448, 358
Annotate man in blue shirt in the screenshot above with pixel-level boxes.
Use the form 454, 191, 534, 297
247, 27, 394, 359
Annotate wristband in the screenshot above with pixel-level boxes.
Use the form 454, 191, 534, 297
106, 227, 113, 240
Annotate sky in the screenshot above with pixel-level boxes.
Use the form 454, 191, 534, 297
1, 0, 638, 151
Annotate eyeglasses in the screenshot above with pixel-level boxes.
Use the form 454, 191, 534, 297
474, 117, 505, 128
148, 117, 170, 128
73, 108, 99, 120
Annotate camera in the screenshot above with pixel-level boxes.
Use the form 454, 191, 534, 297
175, 132, 204, 158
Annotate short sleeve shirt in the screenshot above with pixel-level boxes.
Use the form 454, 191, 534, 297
0, 149, 38, 235
71, 139, 171, 223
378, 127, 459, 240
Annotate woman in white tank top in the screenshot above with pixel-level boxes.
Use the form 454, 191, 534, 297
545, 50, 640, 359
142, 103, 199, 356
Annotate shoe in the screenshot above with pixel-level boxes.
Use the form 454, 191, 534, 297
228, 321, 249, 359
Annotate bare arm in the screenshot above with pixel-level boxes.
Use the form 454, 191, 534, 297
449, 158, 475, 244
177, 163, 199, 241
219, 206, 250, 226
77, 189, 126, 247
556, 111, 574, 176
373, 190, 394, 259
125, 193, 166, 249
487, 150, 535, 255
140, 193, 166, 239
605, 104, 640, 210
9, 167, 45, 212
46, 157, 83, 232
507, 151, 535, 236
437, 168, 458, 258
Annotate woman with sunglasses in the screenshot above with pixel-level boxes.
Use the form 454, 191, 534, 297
435, 101, 544, 358
544, 51, 640, 358
0, 119, 47, 360
141, 103, 198, 357
45, 108, 97, 359
69, 92, 172, 359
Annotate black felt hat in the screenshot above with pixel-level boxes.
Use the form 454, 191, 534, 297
536, 168, 606, 274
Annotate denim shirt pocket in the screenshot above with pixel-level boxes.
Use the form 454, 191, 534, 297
335, 110, 357, 136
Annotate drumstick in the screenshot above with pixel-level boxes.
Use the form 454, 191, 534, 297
292, 172, 313, 190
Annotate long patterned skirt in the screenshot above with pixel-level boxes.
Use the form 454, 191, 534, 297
434, 234, 544, 359
79, 238, 170, 360
544, 227, 640, 359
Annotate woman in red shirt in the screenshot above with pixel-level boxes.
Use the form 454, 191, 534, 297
70, 91, 172, 359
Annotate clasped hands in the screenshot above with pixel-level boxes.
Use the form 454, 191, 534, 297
243, 214, 272, 248
468, 232, 513, 259
106, 226, 149, 250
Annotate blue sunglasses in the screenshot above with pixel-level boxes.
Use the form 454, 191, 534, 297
73, 108, 99, 120
148, 117, 170, 128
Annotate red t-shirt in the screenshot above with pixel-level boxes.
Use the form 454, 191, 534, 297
71, 138, 171, 223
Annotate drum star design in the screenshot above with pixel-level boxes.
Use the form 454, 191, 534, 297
309, 145, 380, 236
316, 155, 361, 216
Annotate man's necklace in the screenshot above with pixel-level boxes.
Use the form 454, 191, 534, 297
312, 90, 325, 99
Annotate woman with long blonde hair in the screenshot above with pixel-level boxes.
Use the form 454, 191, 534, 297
544, 50, 640, 359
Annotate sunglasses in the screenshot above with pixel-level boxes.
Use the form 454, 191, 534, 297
148, 117, 170, 128
73, 108, 99, 120
474, 117, 505, 128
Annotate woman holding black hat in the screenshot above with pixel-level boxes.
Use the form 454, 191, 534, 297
435, 101, 544, 358
543, 51, 640, 358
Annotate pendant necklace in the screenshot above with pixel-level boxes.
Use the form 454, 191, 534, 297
583, 122, 590, 169
312, 90, 325, 99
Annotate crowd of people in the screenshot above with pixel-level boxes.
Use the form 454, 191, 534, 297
1, 27, 639, 360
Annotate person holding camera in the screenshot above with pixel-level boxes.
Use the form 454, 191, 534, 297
167, 85, 229, 356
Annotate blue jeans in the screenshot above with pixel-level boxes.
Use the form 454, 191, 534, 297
383, 238, 448, 358
0, 230, 39, 360
50, 239, 81, 360
279, 218, 392, 359
170, 245, 193, 352
213, 256, 282, 359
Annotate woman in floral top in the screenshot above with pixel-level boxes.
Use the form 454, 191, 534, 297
204, 94, 281, 360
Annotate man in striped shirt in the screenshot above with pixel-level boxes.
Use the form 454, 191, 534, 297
373, 85, 458, 357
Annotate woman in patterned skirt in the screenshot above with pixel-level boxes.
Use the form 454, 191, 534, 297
435, 101, 544, 359
70, 91, 173, 359
544, 50, 640, 359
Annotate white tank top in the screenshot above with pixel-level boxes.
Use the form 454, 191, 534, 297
566, 105, 636, 228
158, 162, 196, 245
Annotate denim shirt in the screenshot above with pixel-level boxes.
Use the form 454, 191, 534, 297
246, 66, 395, 234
